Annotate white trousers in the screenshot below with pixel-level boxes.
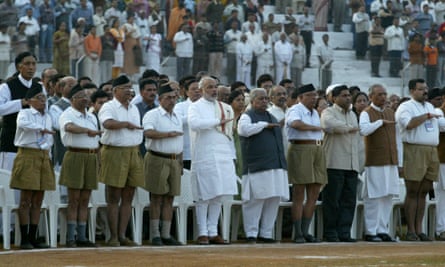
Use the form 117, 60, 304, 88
195, 195, 224, 237
275, 63, 290, 81
242, 197, 280, 238
364, 195, 393, 235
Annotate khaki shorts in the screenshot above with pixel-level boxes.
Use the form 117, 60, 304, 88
99, 145, 145, 188
287, 144, 327, 185
403, 143, 439, 182
144, 152, 181, 196
59, 151, 98, 190
10, 147, 55, 191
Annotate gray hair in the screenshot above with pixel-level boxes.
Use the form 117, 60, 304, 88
368, 84, 385, 95
249, 88, 267, 103
198, 76, 215, 89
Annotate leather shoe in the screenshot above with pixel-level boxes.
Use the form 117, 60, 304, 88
77, 240, 98, 247
294, 236, 306, 244
304, 234, 321, 243
151, 237, 163, 246
418, 233, 432, 242
162, 237, 182, 246
119, 237, 138, 246
31, 241, 50, 249
20, 241, 34, 250
209, 235, 229, 245
197, 235, 209, 245
66, 240, 77, 248
325, 237, 340, 242
365, 235, 382, 242
258, 236, 276, 243
377, 233, 396, 242
246, 237, 257, 244
405, 232, 419, 241
339, 237, 357, 242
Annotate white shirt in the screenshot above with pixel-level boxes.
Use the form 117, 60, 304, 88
436, 1, 445, 25
49, 97, 70, 130
384, 25, 405, 51
291, 43, 306, 68
59, 107, 100, 149
93, 14, 107, 37
299, 14, 315, 31
143, 106, 183, 154
174, 98, 193, 160
352, 11, 370, 33
99, 98, 143, 146
274, 41, 293, 64
241, 21, 260, 33
236, 41, 253, 66
285, 102, 323, 140
14, 107, 53, 149
395, 99, 445, 146
173, 31, 193, 58
224, 29, 242, 53
18, 15, 40, 36
122, 22, 141, 39
317, 42, 334, 63
0, 75, 34, 116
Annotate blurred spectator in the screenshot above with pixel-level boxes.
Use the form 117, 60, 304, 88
173, 23, 193, 80
256, 32, 274, 81
424, 36, 438, 88
369, 16, 384, 77
84, 25, 102, 86
167, 2, 186, 41
236, 34, 253, 88
408, 33, 425, 81
71, 0, 94, 30
193, 21, 210, 75
11, 22, 29, 59
378, 0, 394, 29
93, 6, 107, 37
100, 25, 115, 83
0, 0, 18, 38
416, 4, 434, 35
333, 0, 346, 32
290, 35, 305, 87
224, 20, 242, 84
207, 22, 225, 78
0, 25, 11, 80
122, 13, 142, 82
384, 17, 404, 77
53, 22, 70, 75
145, 24, 162, 72
39, 0, 55, 63
436, 0, 445, 25
299, 6, 314, 68
109, 18, 124, 78
224, 0, 245, 23
18, 8, 40, 57
437, 32, 445, 86
352, 5, 370, 60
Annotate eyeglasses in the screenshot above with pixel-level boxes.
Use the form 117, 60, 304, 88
31, 95, 47, 101
72, 93, 88, 99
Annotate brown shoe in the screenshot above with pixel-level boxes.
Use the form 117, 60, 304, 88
197, 235, 209, 245
119, 237, 138, 246
209, 235, 229, 245
437, 231, 445, 241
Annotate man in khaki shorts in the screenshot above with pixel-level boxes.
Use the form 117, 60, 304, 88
142, 84, 183, 246
10, 85, 55, 249
285, 84, 327, 243
395, 78, 445, 241
59, 84, 102, 247
98, 75, 145, 246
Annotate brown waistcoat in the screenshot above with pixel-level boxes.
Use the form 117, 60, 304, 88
364, 106, 398, 166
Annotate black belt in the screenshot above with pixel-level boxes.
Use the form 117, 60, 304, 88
290, 140, 323, 146
68, 147, 98, 154
149, 150, 181, 160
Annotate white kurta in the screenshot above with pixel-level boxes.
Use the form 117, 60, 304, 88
188, 98, 238, 201
236, 41, 253, 89
359, 106, 402, 198
274, 41, 293, 80
255, 40, 274, 81
237, 113, 289, 202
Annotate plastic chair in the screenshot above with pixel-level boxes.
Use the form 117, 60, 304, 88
89, 182, 110, 243
131, 187, 150, 245
173, 169, 195, 244
389, 179, 406, 238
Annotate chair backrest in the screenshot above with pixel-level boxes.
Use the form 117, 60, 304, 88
90, 182, 108, 206
43, 172, 61, 206
133, 187, 150, 207
174, 169, 194, 206
0, 169, 15, 206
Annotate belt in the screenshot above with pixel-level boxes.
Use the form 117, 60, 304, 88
149, 150, 181, 160
290, 139, 323, 146
68, 147, 99, 154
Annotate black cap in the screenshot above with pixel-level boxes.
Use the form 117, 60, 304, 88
158, 84, 175, 97
428, 87, 444, 99
297, 84, 316, 96
112, 75, 130, 87
25, 84, 43, 100
68, 84, 84, 99
332, 85, 349, 97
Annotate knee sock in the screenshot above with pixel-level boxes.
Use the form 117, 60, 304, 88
28, 224, 38, 244
302, 217, 312, 236
161, 221, 172, 239
20, 224, 29, 244
67, 221, 77, 241
293, 220, 303, 238
77, 222, 87, 241
150, 219, 160, 239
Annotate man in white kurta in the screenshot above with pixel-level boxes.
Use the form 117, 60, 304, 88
434, 95, 445, 240
359, 84, 401, 242
267, 85, 289, 153
188, 77, 238, 245
236, 35, 253, 89
238, 88, 289, 243
274, 33, 293, 81
256, 33, 274, 81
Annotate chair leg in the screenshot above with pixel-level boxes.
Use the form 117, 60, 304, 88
3, 208, 10, 250
230, 207, 241, 242
88, 208, 97, 243
275, 207, 284, 241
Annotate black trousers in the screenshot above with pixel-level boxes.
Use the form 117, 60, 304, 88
322, 169, 358, 239
369, 45, 383, 75
301, 30, 313, 65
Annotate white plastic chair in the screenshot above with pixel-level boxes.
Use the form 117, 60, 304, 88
389, 179, 406, 238
44, 172, 69, 247
220, 193, 242, 242
89, 182, 110, 243
131, 187, 150, 245
173, 169, 195, 244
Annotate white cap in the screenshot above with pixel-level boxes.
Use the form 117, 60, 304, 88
325, 83, 342, 95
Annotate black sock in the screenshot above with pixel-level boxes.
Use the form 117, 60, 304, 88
20, 224, 29, 244
28, 224, 38, 244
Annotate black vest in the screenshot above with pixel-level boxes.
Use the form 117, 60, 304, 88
0, 78, 39, 152
52, 99, 71, 165
240, 109, 287, 175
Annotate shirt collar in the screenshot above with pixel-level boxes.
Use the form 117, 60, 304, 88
71, 107, 87, 117
18, 74, 33, 88
159, 105, 176, 117
370, 102, 384, 112
333, 103, 352, 113
61, 97, 71, 104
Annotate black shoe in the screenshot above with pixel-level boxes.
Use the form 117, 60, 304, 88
418, 233, 432, 242
325, 237, 340, 242
365, 235, 382, 242
294, 236, 306, 243
161, 237, 182, 246
66, 240, 77, 248
304, 234, 321, 243
246, 237, 257, 244
151, 237, 163, 246
76, 239, 98, 247
258, 236, 276, 243
31, 241, 50, 249
339, 236, 357, 242
20, 241, 34, 249
377, 233, 396, 242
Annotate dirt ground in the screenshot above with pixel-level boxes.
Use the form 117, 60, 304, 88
1, 241, 445, 267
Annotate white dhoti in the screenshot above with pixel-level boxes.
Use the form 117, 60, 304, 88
435, 164, 445, 235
